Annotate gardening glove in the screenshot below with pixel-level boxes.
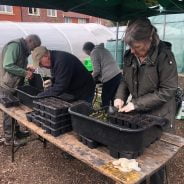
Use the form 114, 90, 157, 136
114, 99, 124, 110
119, 102, 135, 113
43, 79, 52, 89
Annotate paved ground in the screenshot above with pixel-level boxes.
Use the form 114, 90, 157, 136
0, 112, 183, 184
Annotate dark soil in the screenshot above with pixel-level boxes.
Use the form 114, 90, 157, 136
0, 112, 183, 184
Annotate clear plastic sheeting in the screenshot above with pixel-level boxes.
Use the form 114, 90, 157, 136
0, 22, 115, 61
150, 14, 184, 73
109, 26, 127, 40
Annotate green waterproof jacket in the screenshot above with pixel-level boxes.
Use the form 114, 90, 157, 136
115, 41, 178, 128
0, 38, 29, 92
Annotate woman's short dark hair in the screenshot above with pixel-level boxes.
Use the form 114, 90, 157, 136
83, 42, 95, 52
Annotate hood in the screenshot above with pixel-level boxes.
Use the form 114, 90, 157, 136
159, 40, 172, 50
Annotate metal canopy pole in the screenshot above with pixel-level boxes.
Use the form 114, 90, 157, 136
115, 22, 119, 61
163, 14, 166, 40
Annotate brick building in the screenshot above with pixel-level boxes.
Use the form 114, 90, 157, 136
0, 5, 109, 25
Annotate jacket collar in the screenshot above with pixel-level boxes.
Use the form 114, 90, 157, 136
125, 42, 160, 67
146, 43, 159, 66
19, 38, 30, 57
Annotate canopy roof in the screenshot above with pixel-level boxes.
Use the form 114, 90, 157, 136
0, 0, 184, 21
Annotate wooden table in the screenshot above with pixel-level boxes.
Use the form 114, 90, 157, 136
0, 104, 184, 184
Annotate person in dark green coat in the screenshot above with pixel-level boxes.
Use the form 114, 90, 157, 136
114, 17, 178, 184
0, 34, 41, 146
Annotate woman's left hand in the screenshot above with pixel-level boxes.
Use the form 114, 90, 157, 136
119, 102, 135, 112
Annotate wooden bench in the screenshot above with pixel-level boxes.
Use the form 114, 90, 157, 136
0, 104, 184, 184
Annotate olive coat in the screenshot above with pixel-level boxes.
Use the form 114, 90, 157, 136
115, 41, 178, 128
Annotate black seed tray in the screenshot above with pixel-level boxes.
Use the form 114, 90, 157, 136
0, 96, 20, 108
44, 118, 71, 129
32, 117, 42, 127
35, 97, 71, 116
26, 111, 34, 122
109, 112, 165, 129
42, 124, 72, 137
16, 85, 42, 108
33, 107, 45, 117
69, 103, 169, 158
44, 112, 70, 122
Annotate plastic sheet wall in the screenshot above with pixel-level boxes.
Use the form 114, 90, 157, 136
150, 14, 184, 73
0, 22, 115, 62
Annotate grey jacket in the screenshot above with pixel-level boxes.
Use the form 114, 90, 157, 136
116, 41, 178, 127
90, 43, 121, 83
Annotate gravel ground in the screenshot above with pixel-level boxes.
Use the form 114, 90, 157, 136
0, 112, 183, 184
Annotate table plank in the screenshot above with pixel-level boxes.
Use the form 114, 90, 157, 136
161, 132, 184, 147
0, 104, 183, 184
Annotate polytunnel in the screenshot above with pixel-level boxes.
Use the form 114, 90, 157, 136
0, 22, 115, 62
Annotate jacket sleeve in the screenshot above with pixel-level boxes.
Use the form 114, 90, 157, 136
115, 75, 130, 102
38, 59, 73, 97
133, 51, 178, 111
90, 50, 101, 79
3, 43, 26, 77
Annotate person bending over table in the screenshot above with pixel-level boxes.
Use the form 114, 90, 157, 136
32, 46, 95, 104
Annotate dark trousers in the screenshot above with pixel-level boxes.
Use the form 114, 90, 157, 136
101, 73, 122, 107
0, 87, 20, 140
3, 112, 20, 140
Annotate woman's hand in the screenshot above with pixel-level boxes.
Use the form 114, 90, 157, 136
114, 99, 124, 110
43, 79, 52, 88
119, 102, 135, 112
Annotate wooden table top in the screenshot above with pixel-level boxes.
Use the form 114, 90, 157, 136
0, 104, 184, 184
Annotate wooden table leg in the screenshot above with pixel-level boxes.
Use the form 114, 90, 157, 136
11, 119, 16, 162
43, 138, 47, 148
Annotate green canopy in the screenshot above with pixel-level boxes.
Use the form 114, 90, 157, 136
0, 0, 184, 21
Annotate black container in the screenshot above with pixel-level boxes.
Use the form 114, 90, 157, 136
16, 85, 42, 108
42, 124, 72, 137
29, 73, 50, 91
0, 96, 20, 108
69, 103, 169, 158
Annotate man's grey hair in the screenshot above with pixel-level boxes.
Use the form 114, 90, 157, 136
125, 17, 160, 46
25, 34, 41, 47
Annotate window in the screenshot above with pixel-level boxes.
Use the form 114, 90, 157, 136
78, 18, 87, 24
64, 17, 72, 23
0, 5, 13, 14
28, 8, 40, 16
96, 18, 102, 24
47, 9, 57, 17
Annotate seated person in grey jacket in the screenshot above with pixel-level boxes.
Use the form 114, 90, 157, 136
83, 42, 122, 106
32, 46, 95, 104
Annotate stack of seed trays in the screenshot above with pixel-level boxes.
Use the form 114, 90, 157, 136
26, 97, 72, 137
